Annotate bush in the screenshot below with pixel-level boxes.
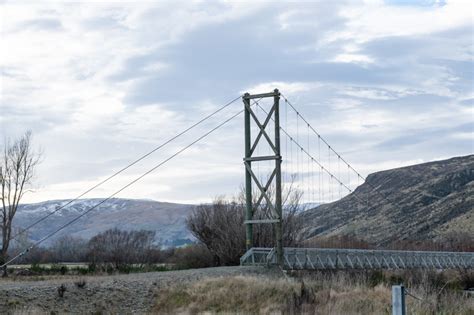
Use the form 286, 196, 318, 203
168, 244, 214, 269
368, 270, 386, 287
86, 228, 158, 270
75, 279, 86, 288
30, 263, 44, 274
187, 184, 304, 266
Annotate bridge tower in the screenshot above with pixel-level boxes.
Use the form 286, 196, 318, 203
243, 89, 283, 265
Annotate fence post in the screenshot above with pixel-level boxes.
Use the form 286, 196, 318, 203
392, 285, 406, 315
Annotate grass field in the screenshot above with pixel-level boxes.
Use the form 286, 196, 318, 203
154, 269, 474, 314
1, 266, 472, 314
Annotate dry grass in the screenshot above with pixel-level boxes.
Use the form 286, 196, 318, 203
155, 276, 297, 314
153, 270, 474, 315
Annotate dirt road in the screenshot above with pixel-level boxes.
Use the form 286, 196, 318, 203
0, 266, 270, 314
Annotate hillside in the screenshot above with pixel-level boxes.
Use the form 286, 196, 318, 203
300, 155, 474, 245
14, 198, 195, 247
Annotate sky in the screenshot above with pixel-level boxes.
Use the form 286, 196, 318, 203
1, 0, 473, 205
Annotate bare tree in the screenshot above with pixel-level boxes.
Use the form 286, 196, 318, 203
87, 228, 157, 270
0, 131, 41, 276
187, 180, 304, 265
187, 198, 246, 265
50, 235, 87, 263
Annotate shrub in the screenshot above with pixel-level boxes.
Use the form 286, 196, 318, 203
86, 228, 158, 270
368, 270, 386, 287
75, 279, 86, 288
168, 244, 214, 269
187, 184, 304, 266
57, 284, 66, 298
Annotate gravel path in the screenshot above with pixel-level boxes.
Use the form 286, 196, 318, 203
0, 266, 271, 314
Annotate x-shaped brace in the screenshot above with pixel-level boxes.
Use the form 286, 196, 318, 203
245, 103, 277, 155
244, 162, 279, 218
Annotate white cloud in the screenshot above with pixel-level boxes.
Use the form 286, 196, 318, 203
332, 53, 374, 64
243, 82, 323, 96
1, 1, 472, 205
336, 0, 472, 43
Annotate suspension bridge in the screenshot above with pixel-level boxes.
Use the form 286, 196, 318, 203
2, 89, 473, 270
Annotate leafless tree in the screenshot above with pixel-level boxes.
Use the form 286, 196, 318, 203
50, 235, 87, 262
187, 198, 245, 265
169, 243, 214, 269
87, 228, 157, 270
0, 131, 41, 276
187, 179, 304, 265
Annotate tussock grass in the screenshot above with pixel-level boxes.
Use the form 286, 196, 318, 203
155, 276, 298, 314
153, 270, 474, 315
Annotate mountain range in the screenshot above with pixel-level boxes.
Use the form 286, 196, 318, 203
13, 155, 473, 248
300, 154, 474, 245
14, 198, 195, 247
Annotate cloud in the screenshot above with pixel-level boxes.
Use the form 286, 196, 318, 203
1, 0, 472, 205
19, 17, 63, 31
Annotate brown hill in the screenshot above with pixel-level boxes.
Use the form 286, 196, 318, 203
300, 155, 474, 246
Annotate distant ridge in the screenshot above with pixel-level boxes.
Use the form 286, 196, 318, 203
14, 198, 195, 247
300, 155, 474, 245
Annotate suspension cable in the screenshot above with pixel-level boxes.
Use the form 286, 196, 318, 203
284, 98, 288, 185
296, 111, 299, 185
319, 135, 322, 204
1, 106, 245, 268
281, 94, 365, 180
281, 93, 396, 207
255, 103, 368, 205
9, 95, 243, 244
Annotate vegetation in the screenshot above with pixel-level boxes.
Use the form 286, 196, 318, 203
187, 184, 304, 265
168, 243, 215, 270
305, 232, 474, 252
154, 270, 474, 314
0, 131, 41, 277
7, 228, 175, 275
87, 228, 158, 270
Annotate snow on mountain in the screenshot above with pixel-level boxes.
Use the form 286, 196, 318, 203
14, 198, 196, 247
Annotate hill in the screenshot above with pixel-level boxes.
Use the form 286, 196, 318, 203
300, 155, 474, 245
14, 198, 195, 247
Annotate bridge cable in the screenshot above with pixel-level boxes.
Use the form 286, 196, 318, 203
282, 94, 364, 180
286, 134, 368, 205
348, 164, 351, 192
320, 135, 324, 203
281, 94, 395, 207
296, 111, 299, 186
307, 123, 310, 205
289, 132, 292, 178
256, 102, 260, 184
311, 142, 314, 203
8, 95, 242, 244
284, 98, 287, 185
111, 97, 262, 232
338, 155, 341, 199
255, 104, 368, 206
328, 146, 332, 201
1, 105, 246, 268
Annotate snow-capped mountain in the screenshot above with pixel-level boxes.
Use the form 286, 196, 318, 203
14, 198, 196, 247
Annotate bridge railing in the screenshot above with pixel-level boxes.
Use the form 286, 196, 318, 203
241, 247, 474, 270
240, 247, 274, 266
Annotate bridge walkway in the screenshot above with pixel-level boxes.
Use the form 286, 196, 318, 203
240, 247, 474, 270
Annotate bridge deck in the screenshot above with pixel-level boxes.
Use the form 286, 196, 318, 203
240, 247, 474, 270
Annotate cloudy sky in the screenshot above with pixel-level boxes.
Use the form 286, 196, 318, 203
1, 0, 473, 205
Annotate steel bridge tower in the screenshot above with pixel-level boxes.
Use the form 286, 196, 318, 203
243, 89, 283, 265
